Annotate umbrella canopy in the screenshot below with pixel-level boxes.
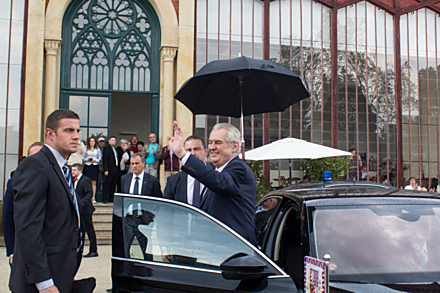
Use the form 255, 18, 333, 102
174, 56, 310, 118
240, 137, 352, 160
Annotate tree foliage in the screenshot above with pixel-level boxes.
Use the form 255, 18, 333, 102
299, 157, 351, 181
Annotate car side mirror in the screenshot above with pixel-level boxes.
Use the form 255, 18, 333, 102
220, 253, 275, 280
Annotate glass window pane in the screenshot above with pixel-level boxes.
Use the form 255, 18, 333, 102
69, 95, 88, 126
122, 197, 255, 269
89, 96, 108, 127
88, 127, 107, 140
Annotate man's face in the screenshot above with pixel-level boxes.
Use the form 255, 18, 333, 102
71, 166, 80, 178
410, 178, 416, 186
28, 145, 42, 156
131, 156, 145, 176
184, 139, 207, 162
109, 137, 116, 146
208, 128, 238, 168
149, 133, 156, 144
120, 141, 127, 149
46, 118, 80, 158
98, 140, 105, 148
131, 136, 138, 145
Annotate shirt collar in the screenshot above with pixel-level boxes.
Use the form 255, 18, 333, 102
215, 156, 236, 172
132, 171, 144, 183
45, 144, 67, 170
76, 174, 82, 181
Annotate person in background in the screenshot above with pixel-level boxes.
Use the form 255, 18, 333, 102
163, 135, 208, 205
131, 135, 139, 154
3, 142, 43, 268
161, 145, 180, 178
97, 137, 106, 202
136, 141, 145, 154
116, 139, 129, 193
348, 146, 362, 181
142, 133, 162, 177
301, 174, 312, 183
126, 141, 133, 155
405, 177, 421, 190
361, 163, 369, 180
67, 140, 86, 167
83, 136, 102, 202
102, 136, 119, 203
72, 163, 98, 258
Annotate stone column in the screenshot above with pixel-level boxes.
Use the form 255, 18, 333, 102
44, 40, 61, 122
161, 47, 177, 143
160, 47, 177, 189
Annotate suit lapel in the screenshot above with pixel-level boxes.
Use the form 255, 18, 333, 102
41, 146, 76, 209
142, 172, 148, 195
125, 173, 133, 193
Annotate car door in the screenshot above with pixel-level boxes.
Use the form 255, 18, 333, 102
112, 194, 296, 293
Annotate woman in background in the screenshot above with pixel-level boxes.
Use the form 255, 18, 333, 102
83, 136, 102, 202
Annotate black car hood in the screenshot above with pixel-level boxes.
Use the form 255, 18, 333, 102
330, 282, 440, 293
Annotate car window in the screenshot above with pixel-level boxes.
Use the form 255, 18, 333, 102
311, 204, 440, 281
122, 196, 256, 270
255, 196, 282, 245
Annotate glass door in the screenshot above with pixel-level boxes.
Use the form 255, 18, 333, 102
68, 95, 110, 141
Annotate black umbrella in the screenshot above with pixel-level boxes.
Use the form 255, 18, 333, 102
174, 56, 310, 158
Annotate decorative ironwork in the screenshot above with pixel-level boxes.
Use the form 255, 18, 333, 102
65, 0, 158, 92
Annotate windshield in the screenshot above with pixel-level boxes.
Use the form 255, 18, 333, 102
312, 204, 440, 282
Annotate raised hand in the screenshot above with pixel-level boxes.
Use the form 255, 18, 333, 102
166, 121, 186, 159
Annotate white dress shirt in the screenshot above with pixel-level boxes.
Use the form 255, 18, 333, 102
82, 147, 102, 166
129, 172, 144, 194
186, 173, 205, 205
74, 174, 82, 190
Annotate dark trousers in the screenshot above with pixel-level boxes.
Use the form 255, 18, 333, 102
103, 172, 117, 203
82, 212, 97, 253
124, 219, 150, 261
117, 170, 127, 193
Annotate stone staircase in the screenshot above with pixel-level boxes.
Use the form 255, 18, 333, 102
85, 203, 113, 245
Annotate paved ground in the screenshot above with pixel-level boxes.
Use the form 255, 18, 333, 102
0, 245, 112, 292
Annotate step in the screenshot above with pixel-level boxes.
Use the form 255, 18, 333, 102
93, 203, 114, 213
92, 219, 112, 230
93, 212, 113, 221
84, 235, 112, 245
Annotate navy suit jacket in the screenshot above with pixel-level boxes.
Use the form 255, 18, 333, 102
182, 155, 257, 246
75, 175, 95, 215
2, 177, 14, 256
121, 172, 163, 197
11, 145, 81, 293
163, 172, 188, 203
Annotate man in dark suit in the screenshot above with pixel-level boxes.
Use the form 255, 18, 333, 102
72, 164, 98, 258
3, 143, 43, 268
168, 122, 257, 246
164, 135, 208, 206
11, 109, 83, 293
102, 136, 118, 203
121, 153, 162, 197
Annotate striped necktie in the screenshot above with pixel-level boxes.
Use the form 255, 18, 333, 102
62, 163, 83, 252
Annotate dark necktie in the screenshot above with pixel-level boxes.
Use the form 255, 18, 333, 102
133, 176, 140, 195
193, 178, 201, 207
62, 163, 83, 251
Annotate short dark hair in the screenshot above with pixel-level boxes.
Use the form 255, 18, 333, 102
409, 176, 415, 181
348, 146, 356, 153
131, 153, 144, 161
303, 174, 312, 181
109, 136, 117, 140
184, 135, 206, 149
27, 141, 44, 155
137, 141, 145, 147
72, 163, 83, 172
131, 135, 138, 140
45, 109, 79, 133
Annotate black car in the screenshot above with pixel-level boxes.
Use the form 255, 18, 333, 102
112, 183, 440, 292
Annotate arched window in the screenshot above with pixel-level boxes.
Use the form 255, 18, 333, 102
61, 0, 160, 140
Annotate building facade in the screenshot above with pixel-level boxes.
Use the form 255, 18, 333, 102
1, 0, 440, 195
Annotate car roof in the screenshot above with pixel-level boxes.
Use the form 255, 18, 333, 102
277, 180, 397, 191
259, 184, 440, 208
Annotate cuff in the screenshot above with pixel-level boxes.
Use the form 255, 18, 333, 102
36, 279, 54, 290
180, 152, 190, 165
